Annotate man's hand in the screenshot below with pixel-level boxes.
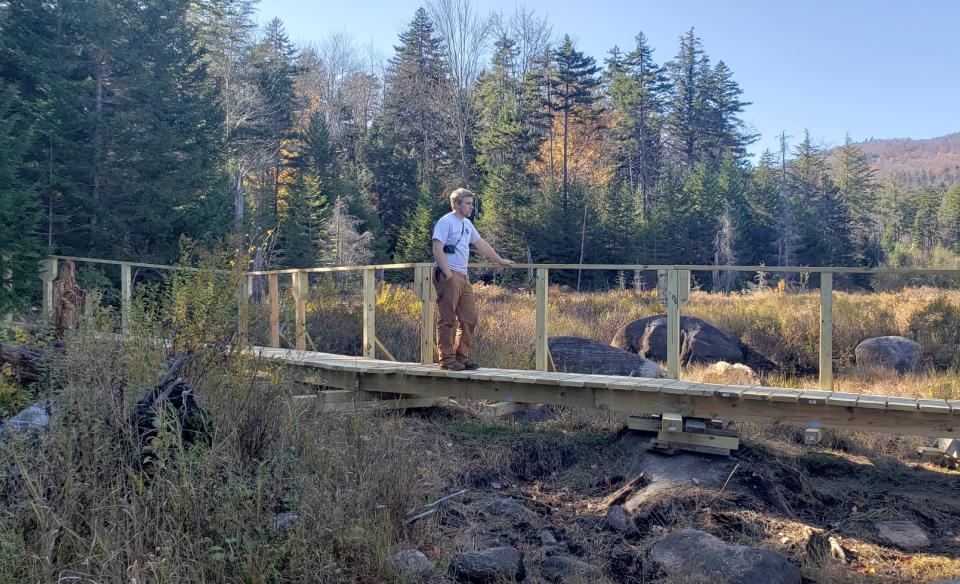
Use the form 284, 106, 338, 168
498, 258, 515, 267
443, 270, 454, 280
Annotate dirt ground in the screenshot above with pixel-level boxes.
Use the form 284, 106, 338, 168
393, 402, 960, 583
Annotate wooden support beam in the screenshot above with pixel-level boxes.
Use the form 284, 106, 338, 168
417, 264, 435, 365
237, 276, 249, 346
535, 268, 549, 371
666, 270, 682, 379
41, 258, 58, 319
120, 262, 132, 335
374, 336, 397, 362
268, 273, 280, 348
292, 270, 307, 350
819, 272, 833, 390
362, 268, 376, 358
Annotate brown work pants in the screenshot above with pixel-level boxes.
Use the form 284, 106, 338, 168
434, 269, 478, 366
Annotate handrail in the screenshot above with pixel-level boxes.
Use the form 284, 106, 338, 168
50, 255, 960, 275
40, 255, 960, 392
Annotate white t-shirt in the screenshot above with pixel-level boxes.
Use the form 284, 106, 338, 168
432, 212, 481, 274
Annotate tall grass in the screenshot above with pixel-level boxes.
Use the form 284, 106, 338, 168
0, 255, 431, 583
291, 281, 960, 397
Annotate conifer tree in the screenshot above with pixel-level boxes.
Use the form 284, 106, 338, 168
0, 85, 41, 313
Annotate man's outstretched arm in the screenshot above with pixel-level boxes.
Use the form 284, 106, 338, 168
473, 238, 514, 266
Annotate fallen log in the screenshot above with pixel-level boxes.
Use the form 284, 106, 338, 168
0, 342, 45, 382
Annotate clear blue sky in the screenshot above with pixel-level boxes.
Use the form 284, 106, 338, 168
255, 0, 960, 158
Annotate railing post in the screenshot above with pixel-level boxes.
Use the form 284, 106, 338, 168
41, 257, 58, 319
268, 273, 280, 348
535, 268, 549, 371
237, 275, 249, 346
120, 262, 132, 335
417, 264, 435, 365
362, 268, 376, 358
819, 272, 833, 390
666, 269, 681, 379
292, 270, 307, 350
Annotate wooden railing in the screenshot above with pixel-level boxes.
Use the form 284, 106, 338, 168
41, 256, 960, 390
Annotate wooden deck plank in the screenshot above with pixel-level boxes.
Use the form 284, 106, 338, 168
798, 390, 832, 405
660, 380, 702, 395
768, 389, 801, 403
716, 385, 751, 399
826, 392, 861, 407
885, 397, 919, 412
948, 400, 960, 414
917, 399, 952, 414
742, 387, 775, 400
856, 394, 888, 410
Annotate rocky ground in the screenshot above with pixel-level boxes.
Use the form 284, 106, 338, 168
387, 404, 960, 584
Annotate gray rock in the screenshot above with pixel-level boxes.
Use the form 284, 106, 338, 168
548, 336, 664, 378
855, 336, 921, 374
605, 505, 634, 534
4, 402, 51, 436
450, 547, 525, 583
612, 315, 745, 366
395, 549, 435, 581
650, 528, 801, 584
269, 512, 299, 533
876, 520, 930, 549
539, 530, 558, 545
488, 497, 527, 519
540, 555, 597, 583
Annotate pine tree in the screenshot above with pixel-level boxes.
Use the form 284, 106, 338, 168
381, 8, 453, 189
321, 196, 373, 267
664, 28, 710, 168
0, 85, 41, 314
551, 35, 601, 210
833, 135, 879, 265
607, 33, 668, 213
474, 33, 537, 262
939, 184, 960, 253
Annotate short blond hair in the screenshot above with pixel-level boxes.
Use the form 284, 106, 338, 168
449, 187, 475, 210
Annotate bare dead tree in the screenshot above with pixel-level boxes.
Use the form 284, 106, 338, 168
428, 0, 491, 186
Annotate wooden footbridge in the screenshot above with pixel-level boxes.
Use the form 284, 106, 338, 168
38, 257, 960, 446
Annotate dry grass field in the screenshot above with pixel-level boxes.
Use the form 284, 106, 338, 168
1, 274, 959, 583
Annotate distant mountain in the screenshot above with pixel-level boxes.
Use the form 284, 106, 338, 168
829, 132, 960, 188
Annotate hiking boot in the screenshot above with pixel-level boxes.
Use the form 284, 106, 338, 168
441, 361, 466, 371
459, 360, 480, 370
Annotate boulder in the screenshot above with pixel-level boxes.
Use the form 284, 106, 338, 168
650, 528, 801, 584
701, 361, 758, 386
605, 505, 635, 534
548, 336, 664, 378
855, 336, 921, 374
612, 316, 748, 366
395, 549, 435, 581
487, 497, 527, 520
3, 401, 51, 437
875, 520, 930, 550
540, 555, 597, 583
450, 547, 525, 583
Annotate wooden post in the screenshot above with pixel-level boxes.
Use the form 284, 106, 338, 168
268, 273, 280, 348
362, 268, 376, 358
819, 271, 833, 391
120, 262, 132, 335
292, 271, 307, 351
417, 264, 435, 365
535, 268, 549, 371
666, 269, 681, 379
237, 276, 249, 346
41, 257, 58, 319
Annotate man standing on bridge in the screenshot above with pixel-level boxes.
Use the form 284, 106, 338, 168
432, 188, 514, 371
